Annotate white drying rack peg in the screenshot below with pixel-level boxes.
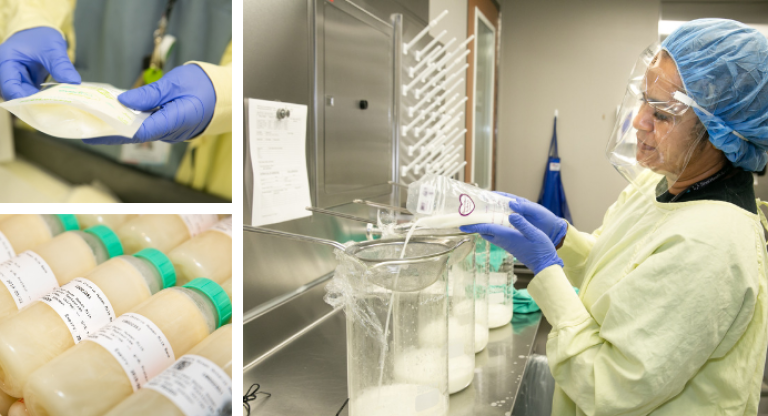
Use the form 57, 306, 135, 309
444, 96, 468, 116
428, 127, 464, 152
442, 160, 467, 177
408, 38, 453, 79
403, 38, 456, 95
425, 145, 458, 172
407, 37, 456, 87
417, 35, 474, 87
409, 77, 460, 115
415, 30, 446, 62
403, 10, 448, 55
430, 153, 460, 174
416, 60, 467, 97
409, 113, 461, 156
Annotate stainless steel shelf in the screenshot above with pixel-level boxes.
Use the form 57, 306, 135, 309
244, 309, 542, 415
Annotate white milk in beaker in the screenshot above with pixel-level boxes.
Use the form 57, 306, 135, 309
117, 214, 219, 254
168, 217, 232, 286
0, 249, 171, 397
23, 279, 230, 416
105, 325, 232, 416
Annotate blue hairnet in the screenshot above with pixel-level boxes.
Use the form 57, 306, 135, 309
662, 19, 768, 172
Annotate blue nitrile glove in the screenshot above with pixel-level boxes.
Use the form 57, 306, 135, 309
83, 64, 216, 144
0, 27, 81, 100
495, 192, 568, 246
460, 213, 563, 275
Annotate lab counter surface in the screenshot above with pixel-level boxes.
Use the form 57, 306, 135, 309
243, 307, 542, 415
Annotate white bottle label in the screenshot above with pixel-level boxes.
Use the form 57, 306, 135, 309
145, 354, 232, 416
416, 184, 436, 214
41, 277, 116, 343
0, 251, 58, 310
209, 217, 232, 238
86, 313, 175, 391
178, 215, 219, 238
0, 231, 15, 263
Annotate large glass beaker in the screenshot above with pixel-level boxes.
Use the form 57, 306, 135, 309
325, 236, 469, 416
474, 235, 490, 353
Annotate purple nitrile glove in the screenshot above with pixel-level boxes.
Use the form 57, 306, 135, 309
83, 64, 216, 145
0, 27, 81, 100
495, 192, 568, 247
460, 213, 563, 275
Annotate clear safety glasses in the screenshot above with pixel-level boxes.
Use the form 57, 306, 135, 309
606, 43, 709, 198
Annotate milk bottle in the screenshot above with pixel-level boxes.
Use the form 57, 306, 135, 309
0, 248, 175, 397
0, 215, 79, 263
116, 215, 219, 254
23, 278, 232, 416
168, 217, 231, 285
105, 325, 232, 416
0, 225, 122, 319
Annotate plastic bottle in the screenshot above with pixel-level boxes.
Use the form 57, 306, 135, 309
75, 214, 138, 230
406, 174, 514, 228
104, 324, 232, 416
222, 277, 232, 300
168, 217, 232, 286
0, 248, 176, 397
23, 278, 232, 416
116, 215, 220, 254
0, 215, 79, 263
0, 225, 122, 319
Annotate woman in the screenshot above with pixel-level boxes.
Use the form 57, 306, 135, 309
462, 19, 768, 415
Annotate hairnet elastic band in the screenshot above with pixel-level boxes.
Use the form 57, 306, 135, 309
673, 91, 749, 142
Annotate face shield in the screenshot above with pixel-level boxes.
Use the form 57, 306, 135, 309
606, 43, 710, 198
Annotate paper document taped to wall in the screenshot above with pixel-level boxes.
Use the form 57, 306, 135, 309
248, 98, 312, 226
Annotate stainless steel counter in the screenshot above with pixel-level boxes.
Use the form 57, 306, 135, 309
244, 309, 542, 415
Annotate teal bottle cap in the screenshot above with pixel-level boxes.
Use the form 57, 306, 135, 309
183, 278, 232, 328
133, 248, 176, 289
56, 214, 80, 232
84, 225, 123, 259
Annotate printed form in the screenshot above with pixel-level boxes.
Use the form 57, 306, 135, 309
247, 98, 312, 226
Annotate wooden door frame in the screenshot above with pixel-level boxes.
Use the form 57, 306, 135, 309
465, 0, 500, 189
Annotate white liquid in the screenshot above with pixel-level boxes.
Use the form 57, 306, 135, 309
377, 218, 424, 387
448, 355, 474, 393
351, 384, 447, 416
116, 215, 196, 254
23, 288, 214, 416
475, 324, 489, 353
0, 232, 98, 320
488, 304, 513, 328
0, 215, 54, 258
168, 227, 232, 286
415, 212, 513, 229
0, 257, 154, 397
104, 325, 232, 416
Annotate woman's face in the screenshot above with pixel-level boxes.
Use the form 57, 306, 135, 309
632, 52, 703, 177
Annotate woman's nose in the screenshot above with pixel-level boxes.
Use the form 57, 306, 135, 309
633, 104, 654, 132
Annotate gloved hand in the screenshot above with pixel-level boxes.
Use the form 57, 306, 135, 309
83, 64, 216, 145
0, 27, 81, 100
495, 192, 568, 246
460, 213, 563, 275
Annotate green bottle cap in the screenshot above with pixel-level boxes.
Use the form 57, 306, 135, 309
183, 278, 232, 328
133, 248, 176, 289
56, 214, 80, 232
84, 225, 123, 259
